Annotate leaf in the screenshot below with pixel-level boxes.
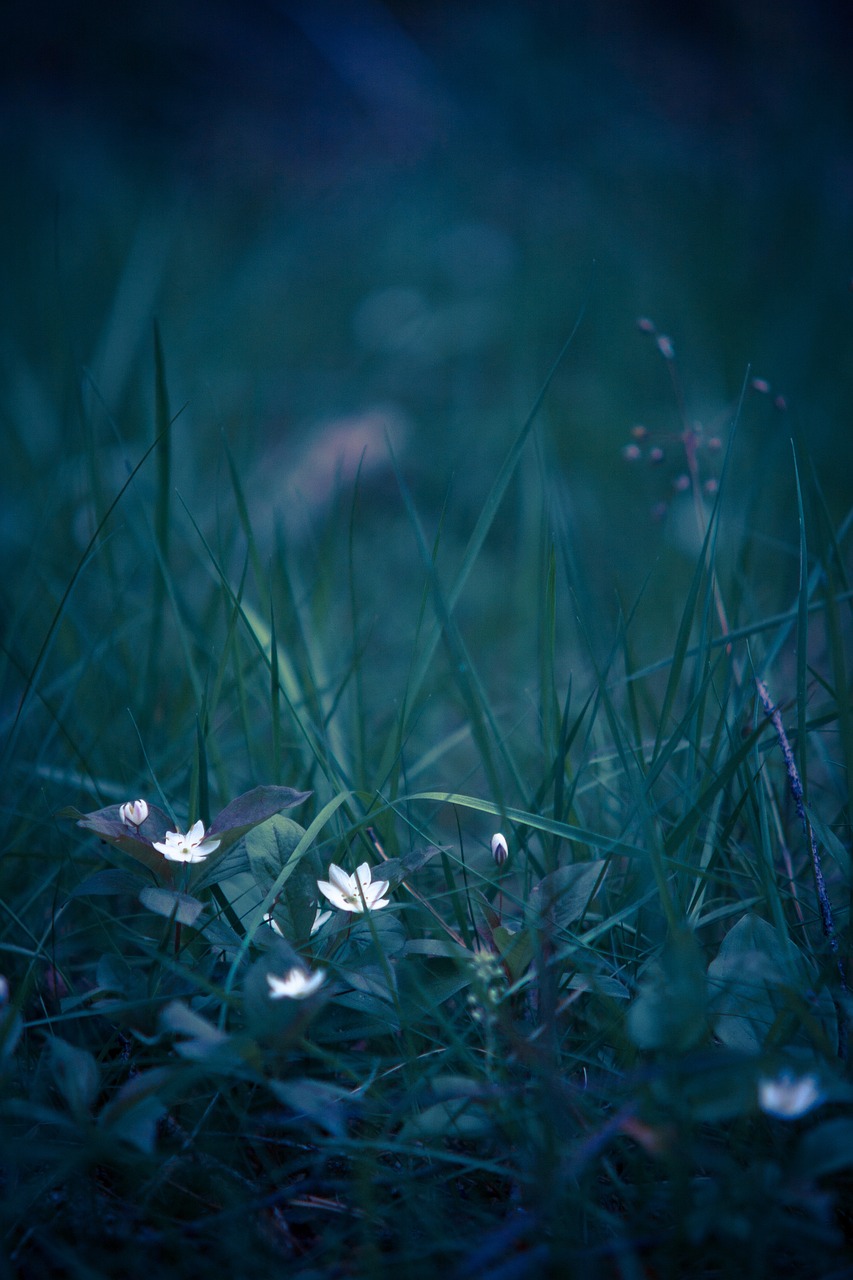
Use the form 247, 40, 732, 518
707, 914, 820, 1053
400, 1097, 493, 1140
493, 925, 534, 983
70, 869, 147, 897
794, 1118, 853, 1179
245, 814, 308, 898
208, 785, 311, 848
67, 803, 175, 877
628, 929, 708, 1052
139, 886, 206, 926
50, 1038, 100, 1116
267, 1078, 349, 1138
99, 1067, 171, 1153
374, 844, 442, 891
527, 861, 606, 931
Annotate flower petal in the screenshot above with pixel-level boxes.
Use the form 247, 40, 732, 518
327, 863, 356, 895
317, 880, 350, 911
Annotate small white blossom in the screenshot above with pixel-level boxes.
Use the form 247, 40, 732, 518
758, 1072, 822, 1119
267, 967, 326, 1000
310, 908, 333, 935
119, 799, 149, 827
317, 862, 390, 914
491, 832, 508, 866
153, 820, 221, 863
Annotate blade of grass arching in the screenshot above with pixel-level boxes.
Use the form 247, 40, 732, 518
540, 540, 559, 758
663, 716, 766, 861
270, 591, 281, 784
377, 295, 590, 785
180, 499, 347, 793
399, 792, 647, 861
823, 566, 853, 844
347, 461, 369, 792
221, 432, 266, 591
192, 694, 210, 829
792, 449, 809, 799
142, 323, 173, 714
754, 735, 798, 946
1, 432, 164, 776
550, 676, 573, 869
624, 587, 853, 687
390, 451, 521, 810
383, 488, 451, 807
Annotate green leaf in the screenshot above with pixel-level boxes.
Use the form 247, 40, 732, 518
493, 925, 534, 982
707, 914, 821, 1053
70, 868, 146, 897
628, 929, 707, 1052
400, 1096, 494, 1140
99, 1067, 171, 1153
208, 786, 311, 847
50, 1038, 100, 1116
794, 1118, 853, 1179
267, 1078, 348, 1138
245, 814, 308, 898
67, 803, 175, 878
139, 886, 206, 926
527, 861, 606, 931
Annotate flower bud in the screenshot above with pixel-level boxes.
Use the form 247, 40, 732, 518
490, 832, 509, 867
119, 799, 149, 827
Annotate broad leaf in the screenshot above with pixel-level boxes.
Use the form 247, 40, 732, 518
50, 1038, 100, 1116
245, 814, 308, 898
139, 887, 206, 926
628, 928, 707, 1052
527, 860, 606, 931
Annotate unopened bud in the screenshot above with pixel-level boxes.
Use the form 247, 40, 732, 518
648, 446, 664, 464
119, 799, 149, 827
491, 832, 509, 867
636, 316, 656, 333
622, 443, 641, 462
630, 424, 648, 441
751, 377, 771, 394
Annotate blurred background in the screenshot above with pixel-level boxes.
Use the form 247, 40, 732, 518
2, 0, 852, 732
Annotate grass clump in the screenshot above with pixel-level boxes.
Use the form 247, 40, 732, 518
1, 325, 852, 1280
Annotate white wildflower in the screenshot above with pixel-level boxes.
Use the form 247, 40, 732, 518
267, 967, 326, 1000
317, 862, 390, 914
153, 819, 221, 864
758, 1072, 822, 1119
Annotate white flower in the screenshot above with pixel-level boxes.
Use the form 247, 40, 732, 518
317, 862, 390, 914
267, 967, 326, 1000
152, 820, 221, 863
310, 908, 333, 935
491, 832, 508, 866
119, 799, 149, 827
758, 1072, 822, 1119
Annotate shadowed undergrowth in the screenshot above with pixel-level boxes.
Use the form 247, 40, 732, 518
1, 327, 853, 1280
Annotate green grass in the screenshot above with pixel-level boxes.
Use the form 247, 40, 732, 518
1, 301, 852, 1279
